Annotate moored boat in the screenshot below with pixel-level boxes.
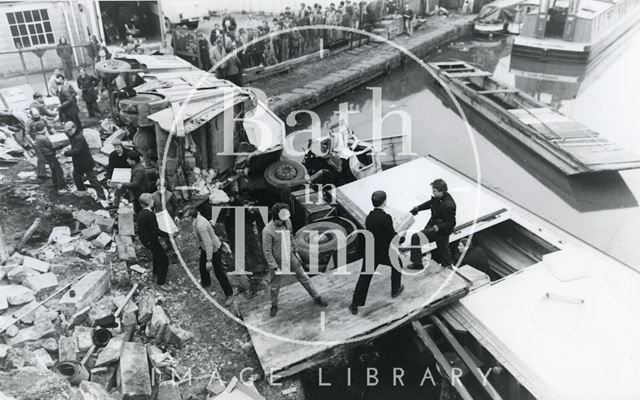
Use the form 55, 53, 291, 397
512, 0, 640, 62
474, 0, 539, 35
428, 61, 640, 175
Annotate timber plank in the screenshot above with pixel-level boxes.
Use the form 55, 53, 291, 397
241, 260, 476, 379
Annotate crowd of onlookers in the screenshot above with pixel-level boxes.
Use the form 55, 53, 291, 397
199, 1, 386, 81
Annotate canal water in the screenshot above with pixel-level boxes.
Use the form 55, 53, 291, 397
291, 27, 640, 270
295, 27, 640, 400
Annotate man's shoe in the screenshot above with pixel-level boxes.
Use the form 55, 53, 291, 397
407, 263, 424, 270
349, 303, 358, 315
314, 297, 328, 308
224, 295, 235, 307
270, 305, 278, 317
392, 285, 405, 298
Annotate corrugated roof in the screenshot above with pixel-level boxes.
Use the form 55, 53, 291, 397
136, 69, 254, 135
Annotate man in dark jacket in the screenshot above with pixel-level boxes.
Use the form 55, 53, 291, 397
116, 151, 151, 213
25, 108, 55, 180
35, 130, 65, 192
350, 190, 404, 314
63, 121, 105, 199
408, 179, 456, 269
137, 193, 171, 289
56, 75, 82, 131
76, 68, 102, 118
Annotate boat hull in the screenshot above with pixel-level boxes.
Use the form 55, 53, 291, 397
512, 5, 640, 63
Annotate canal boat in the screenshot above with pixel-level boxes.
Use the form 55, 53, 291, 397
474, 0, 538, 35
512, 0, 640, 63
428, 61, 640, 175
408, 159, 640, 400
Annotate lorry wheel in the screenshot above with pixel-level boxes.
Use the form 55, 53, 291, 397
264, 159, 308, 189
295, 221, 346, 267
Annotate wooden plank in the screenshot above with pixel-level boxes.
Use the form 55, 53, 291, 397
241, 260, 478, 379
14, 218, 41, 253
412, 321, 475, 400
431, 315, 504, 400
478, 89, 518, 95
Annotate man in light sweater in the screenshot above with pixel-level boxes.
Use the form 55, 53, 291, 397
191, 207, 234, 306
262, 203, 328, 317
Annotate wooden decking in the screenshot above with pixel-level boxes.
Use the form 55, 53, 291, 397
239, 261, 488, 379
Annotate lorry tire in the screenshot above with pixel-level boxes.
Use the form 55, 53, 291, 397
264, 159, 308, 189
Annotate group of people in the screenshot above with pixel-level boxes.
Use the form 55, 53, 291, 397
200, 1, 382, 77
25, 65, 104, 193
130, 171, 491, 317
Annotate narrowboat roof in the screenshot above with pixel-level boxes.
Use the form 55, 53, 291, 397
442, 245, 640, 400
114, 54, 198, 72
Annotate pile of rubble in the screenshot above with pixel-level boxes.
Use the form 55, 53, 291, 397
0, 201, 208, 400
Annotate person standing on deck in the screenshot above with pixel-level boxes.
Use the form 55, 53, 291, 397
408, 179, 457, 269
137, 193, 172, 290
350, 190, 404, 314
63, 121, 105, 199
263, 203, 328, 317
191, 207, 235, 305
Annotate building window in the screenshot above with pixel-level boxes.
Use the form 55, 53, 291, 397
7, 9, 55, 49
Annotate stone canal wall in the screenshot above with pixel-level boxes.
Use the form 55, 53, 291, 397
262, 15, 475, 118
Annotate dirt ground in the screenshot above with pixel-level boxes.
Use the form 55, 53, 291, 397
0, 96, 308, 399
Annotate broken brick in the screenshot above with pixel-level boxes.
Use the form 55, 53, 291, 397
81, 225, 102, 241
92, 232, 113, 249
118, 207, 135, 236
145, 305, 170, 339
6, 320, 54, 345
33, 348, 54, 369
22, 256, 50, 273
23, 272, 58, 295
95, 216, 116, 233
137, 294, 155, 325
74, 239, 92, 258
119, 342, 152, 400
7, 265, 40, 284
58, 271, 111, 317
73, 210, 97, 227
95, 336, 124, 367
4, 285, 35, 306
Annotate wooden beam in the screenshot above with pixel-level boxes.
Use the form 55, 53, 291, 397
412, 321, 475, 400
14, 217, 41, 253
431, 315, 504, 400
478, 89, 518, 95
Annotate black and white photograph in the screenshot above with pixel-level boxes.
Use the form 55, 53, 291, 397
0, 0, 638, 399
